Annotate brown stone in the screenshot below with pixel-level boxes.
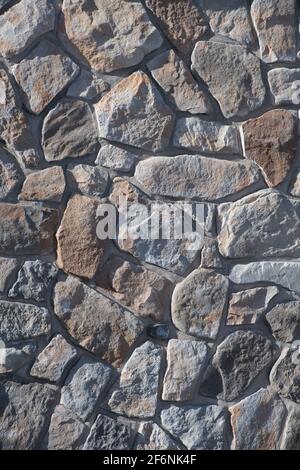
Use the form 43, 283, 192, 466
20, 167, 66, 203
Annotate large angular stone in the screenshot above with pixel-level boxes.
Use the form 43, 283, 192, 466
12, 40, 79, 114
67, 164, 108, 198
135, 155, 261, 201
56, 194, 107, 279
0, 300, 50, 342
218, 190, 300, 259
171, 268, 229, 340
83, 414, 134, 450
242, 109, 297, 187
20, 167, 66, 203
108, 341, 163, 418
0, 381, 57, 450
60, 357, 112, 421
161, 405, 230, 450
0, 148, 22, 200
213, 331, 274, 401
0, 202, 57, 255
0, 0, 55, 58
270, 347, 300, 402
281, 406, 300, 450
60, 0, 162, 72
0, 257, 18, 292
42, 100, 98, 162
95, 71, 174, 152
0, 343, 36, 374
192, 41, 266, 118
162, 339, 209, 401
268, 68, 300, 106
174, 117, 241, 154
54, 276, 144, 367
135, 422, 180, 450
265, 301, 300, 343
197, 0, 254, 45
96, 144, 136, 172
47, 405, 87, 450
227, 287, 279, 325
251, 0, 296, 63
145, 0, 208, 54
148, 50, 212, 115
229, 388, 287, 450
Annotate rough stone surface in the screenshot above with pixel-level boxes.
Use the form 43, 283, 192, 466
96, 144, 136, 172
192, 41, 266, 118
148, 50, 212, 114
270, 347, 300, 403
135, 422, 180, 450
251, 0, 296, 63
281, 406, 300, 450
0, 343, 36, 374
229, 388, 287, 450
242, 109, 297, 187
67, 164, 108, 198
172, 268, 229, 340
108, 341, 163, 418
96, 71, 174, 152
268, 68, 300, 106
265, 301, 300, 343
60, 0, 163, 72
135, 155, 261, 201
83, 414, 134, 450
42, 100, 98, 162
0, 257, 18, 292
67, 70, 118, 101
54, 276, 144, 367
20, 167, 65, 203
290, 168, 300, 197
227, 287, 279, 325
47, 405, 87, 450
0, 148, 22, 200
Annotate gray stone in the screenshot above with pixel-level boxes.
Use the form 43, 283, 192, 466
0, 148, 22, 200
162, 339, 209, 401
30, 335, 77, 383
270, 347, 300, 403
11, 40, 79, 114
213, 330, 274, 401
0, 0, 55, 58
42, 100, 98, 162
265, 301, 300, 343
108, 341, 162, 418
229, 388, 287, 449
268, 68, 300, 106
96, 144, 136, 172
54, 276, 144, 367
67, 164, 108, 198
95, 71, 174, 152
192, 41, 266, 118
227, 287, 279, 325
67, 69, 119, 101
47, 405, 87, 450
9, 260, 58, 302
135, 422, 180, 450
290, 168, 300, 197
201, 238, 223, 269
135, 155, 261, 201
83, 414, 134, 450
61, 357, 112, 421
0, 343, 36, 374
20, 167, 66, 203
0, 257, 17, 292
161, 405, 230, 450
173, 118, 241, 154
148, 50, 212, 115
171, 268, 229, 340
281, 406, 300, 450
0, 300, 50, 342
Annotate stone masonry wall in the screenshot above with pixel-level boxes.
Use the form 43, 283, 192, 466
0, 0, 300, 450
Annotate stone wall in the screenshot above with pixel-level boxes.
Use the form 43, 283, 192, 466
0, 0, 299, 450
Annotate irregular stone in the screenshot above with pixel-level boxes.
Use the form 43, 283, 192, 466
242, 109, 297, 187
9, 260, 58, 302
145, 0, 208, 54
147, 324, 170, 341
60, 357, 112, 420
270, 347, 300, 402
56, 194, 107, 279
218, 190, 300, 259
0, 148, 22, 200
290, 168, 300, 197
54, 276, 144, 367
67, 164, 108, 198
161, 405, 230, 450
268, 68, 300, 106
108, 341, 162, 418
67, 69, 119, 101
96, 255, 172, 322
0, 257, 17, 292
0, 202, 57, 255
12, 40, 79, 114
96, 143, 136, 172
0, 381, 57, 450
174, 117, 240, 154
230, 261, 300, 295
201, 238, 223, 269
42, 99, 98, 162
60, 0, 162, 72
162, 339, 209, 401
47, 405, 87, 450
0, 0, 55, 58
135, 422, 180, 450
281, 406, 300, 450
95, 71, 174, 152
197, 0, 254, 45
20, 167, 65, 203
265, 301, 300, 343
251, 0, 296, 63
229, 388, 287, 450
0, 343, 36, 374
30, 335, 77, 383
192, 41, 266, 118
135, 155, 261, 201
213, 330, 274, 401
83, 414, 134, 450
148, 50, 212, 114
171, 268, 229, 340
227, 287, 279, 325
0, 300, 50, 342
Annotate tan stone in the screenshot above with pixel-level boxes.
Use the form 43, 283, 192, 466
20, 167, 65, 202
227, 287, 279, 325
